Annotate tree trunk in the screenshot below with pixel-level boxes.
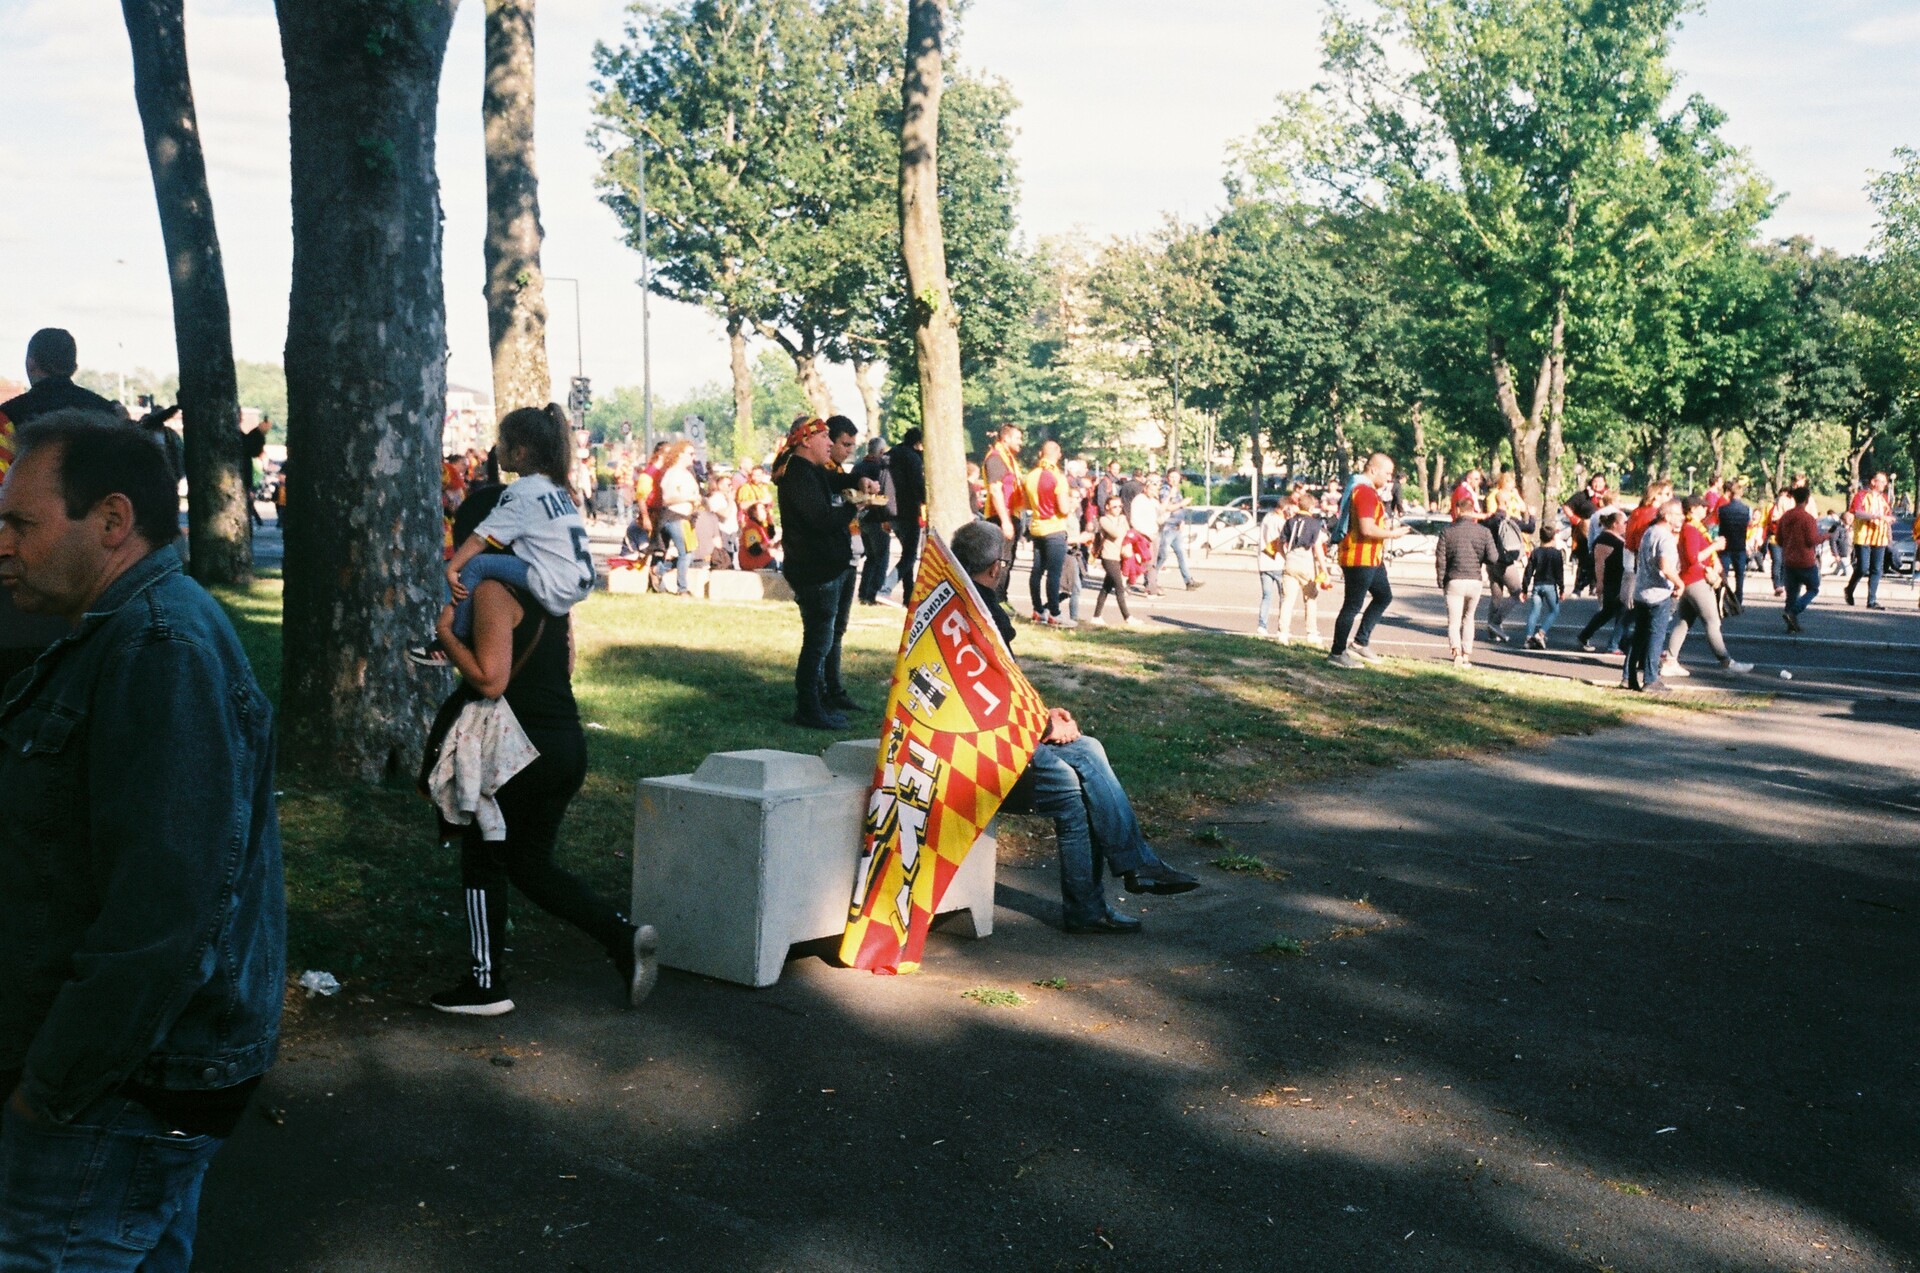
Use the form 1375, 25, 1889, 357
1248, 400, 1264, 508
1543, 292, 1568, 514
1409, 400, 1430, 507
728, 309, 754, 464
793, 348, 834, 418
1488, 329, 1548, 512
1708, 429, 1726, 483
122, 0, 252, 585
852, 358, 881, 436
900, 0, 966, 536
277, 0, 459, 782
1328, 385, 1352, 477
482, 0, 550, 420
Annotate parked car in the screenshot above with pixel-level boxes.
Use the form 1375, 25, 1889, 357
1384, 512, 1453, 563
1893, 516, 1916, 575
1167, 504, 1259, 556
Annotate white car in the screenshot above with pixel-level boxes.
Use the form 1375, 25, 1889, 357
1167, 505, 1259, 556
1384, 512, 1452, 563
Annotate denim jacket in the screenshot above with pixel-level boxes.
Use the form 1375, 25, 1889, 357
0, 546, 285, 1122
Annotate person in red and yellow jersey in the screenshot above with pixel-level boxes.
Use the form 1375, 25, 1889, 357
980, 423, 1025, 602
1844, 471, 1894, 609
1021, 439, 1075, 628
1327, 451, 1409, 668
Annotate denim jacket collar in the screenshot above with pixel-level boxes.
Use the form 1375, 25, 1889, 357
1, 545, 181, 718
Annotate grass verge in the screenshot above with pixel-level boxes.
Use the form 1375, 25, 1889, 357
211, 578, 1726, 999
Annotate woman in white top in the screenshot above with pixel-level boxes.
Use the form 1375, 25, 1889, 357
656, 441, 700, 595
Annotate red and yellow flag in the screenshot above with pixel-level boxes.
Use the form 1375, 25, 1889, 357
840, 531, 1048, 974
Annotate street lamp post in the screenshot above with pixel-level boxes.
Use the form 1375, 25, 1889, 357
589, 120, 652, 449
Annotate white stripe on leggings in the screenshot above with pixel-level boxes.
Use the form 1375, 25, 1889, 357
467, 888, 493, 989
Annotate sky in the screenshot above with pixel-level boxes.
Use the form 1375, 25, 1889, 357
2, 0, 1916, 419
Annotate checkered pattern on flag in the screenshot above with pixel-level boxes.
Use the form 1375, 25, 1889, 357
840, 530, 1048, 974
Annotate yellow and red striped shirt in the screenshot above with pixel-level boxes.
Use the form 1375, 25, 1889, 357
1850, 489, 1892, 547
1338, 482, 1387, 568
0, 410, 15, 483
1022, 462, 1071, 538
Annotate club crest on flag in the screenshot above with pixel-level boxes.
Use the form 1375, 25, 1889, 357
840, 531, 1048, 974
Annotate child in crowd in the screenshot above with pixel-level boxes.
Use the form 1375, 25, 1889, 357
408, 404, 595, 667
1521, 524, 1569, 650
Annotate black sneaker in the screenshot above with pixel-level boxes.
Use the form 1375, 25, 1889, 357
430, 976, 514, 1016
407, 640, 451, 668
827, 688, 864, 712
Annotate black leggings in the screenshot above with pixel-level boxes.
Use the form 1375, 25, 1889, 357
455, 724, 627, 989
1029, 532, 1068, 618
1578, 595, 1626, 645
1093, 559, 1131, 619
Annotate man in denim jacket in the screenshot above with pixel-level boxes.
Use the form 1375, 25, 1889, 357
0, 410, 285, 1270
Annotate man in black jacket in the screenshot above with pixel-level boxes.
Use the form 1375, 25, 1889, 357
0, 330, 120, 682
889, 427, 926, 596
851, 438, 894, 605
773, 417, 875, 729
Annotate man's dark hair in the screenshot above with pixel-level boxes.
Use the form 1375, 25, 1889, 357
1792, 486, 1812, 506
900, 427, 923, 448
26, 328, 79, 378
1601, 509, 1625, 528
1682, 494, 1702, 515
951, 519, 1003, 577
13, 409, 179, 547
825, 415, 858, 440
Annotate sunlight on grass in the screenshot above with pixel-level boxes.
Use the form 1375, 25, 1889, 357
211, 581, 1725, 992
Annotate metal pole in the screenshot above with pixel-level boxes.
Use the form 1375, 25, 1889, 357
639, 142, 653, 443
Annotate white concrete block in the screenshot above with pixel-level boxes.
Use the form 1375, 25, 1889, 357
631, 741, 996, 987
606, 567, 647, 594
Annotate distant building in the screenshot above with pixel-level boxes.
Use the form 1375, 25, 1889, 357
444, 383, 495, 456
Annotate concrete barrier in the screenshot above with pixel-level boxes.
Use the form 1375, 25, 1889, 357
631, 739, 995, 987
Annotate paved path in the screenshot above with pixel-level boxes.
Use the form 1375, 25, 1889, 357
195, 690, 1920, 1271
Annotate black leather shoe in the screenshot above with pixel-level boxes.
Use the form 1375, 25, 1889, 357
1064, 913, 1143, 935
792, 705, 849, 731
1124, 866, 1199, 895
827, 689, 863, 712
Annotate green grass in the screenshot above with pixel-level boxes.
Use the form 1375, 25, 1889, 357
1192, 825, 1230, 847
961, 986, 1028, 1008
208, 579, 1725, 998
1031, 977, 1070, 990
1211, 851, 1266, 873
1258, 936, 1309, 957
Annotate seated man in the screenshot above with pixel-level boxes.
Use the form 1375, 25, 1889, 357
950, 519, 1198, 934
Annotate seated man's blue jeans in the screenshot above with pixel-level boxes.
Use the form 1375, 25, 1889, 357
451, 551, 533, 640
1001, 735, 1165, 926
0, 1092, 225, 1272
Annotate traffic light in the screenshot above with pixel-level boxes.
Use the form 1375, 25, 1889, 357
568, 375, 592, 417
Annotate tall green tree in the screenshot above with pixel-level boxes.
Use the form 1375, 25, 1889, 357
1243, 0, 1755, 509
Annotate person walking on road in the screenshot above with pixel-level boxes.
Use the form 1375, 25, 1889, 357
1626, 498, 1685, 693
1328, 452, 1410, 669
1022, 439, 1075, 628
1577, 510, 1630, 653
1262, 485, 1327, 644
1089, 494, 1136, 627
1775, 486, 1827, 633
1520, 527, 1568, 650
1151, 468, 1203, 594
1844, 471, 1893, 610
1482, 478, 1536, 644
1435, 493, 1501, 667
1716, 479, 1754, 610
1662, 496, 1753, 677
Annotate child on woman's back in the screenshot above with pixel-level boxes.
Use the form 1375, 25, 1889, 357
408, 404, 596, 667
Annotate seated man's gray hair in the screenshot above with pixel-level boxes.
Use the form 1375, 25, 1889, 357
950, 519, 1004, 577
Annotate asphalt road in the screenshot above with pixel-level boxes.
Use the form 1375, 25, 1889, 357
1058, 547, 1920, 704
194, 691, 1920, 1272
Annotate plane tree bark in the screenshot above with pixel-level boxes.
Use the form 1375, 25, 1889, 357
121, 0, 253, 584
483, 0, 551, 419
276, 0, 460, 781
